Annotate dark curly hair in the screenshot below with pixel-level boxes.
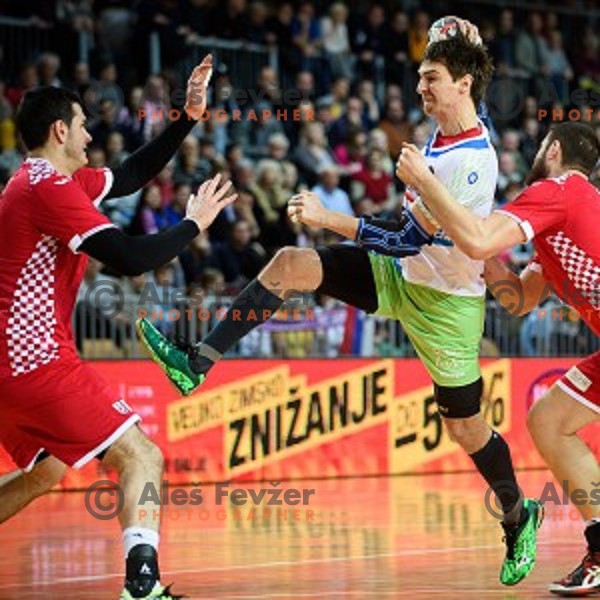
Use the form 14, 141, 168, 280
423, 38, 494, 107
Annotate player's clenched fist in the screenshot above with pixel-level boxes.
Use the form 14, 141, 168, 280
396, 143, 432, 189
287, 192, 328, 229
186, 174, 237, 231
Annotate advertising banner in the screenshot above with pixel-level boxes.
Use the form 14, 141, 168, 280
1, 358, 597, 488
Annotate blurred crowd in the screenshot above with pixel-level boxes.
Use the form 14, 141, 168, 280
1, 0, 599, 357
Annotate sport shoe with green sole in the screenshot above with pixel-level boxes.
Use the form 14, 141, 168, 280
136, 318, 204, 396
120, 582, 185, 599
500, 498, 545, 586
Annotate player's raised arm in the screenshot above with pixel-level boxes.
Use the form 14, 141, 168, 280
105, 55, 213, 200
396, 143, 526, 259
81, 174, 236, 275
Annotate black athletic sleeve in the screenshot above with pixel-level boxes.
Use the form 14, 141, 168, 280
80, 220, 200, 276
105, 116, 197, 199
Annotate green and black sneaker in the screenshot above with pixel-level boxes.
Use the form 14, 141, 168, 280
136, 318, 205, 396
120, 582, 185, 599
500, 498, 545, 586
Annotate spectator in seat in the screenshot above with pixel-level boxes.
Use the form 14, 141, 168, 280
293, 121, 337, 186
37, 52, 61, 87
105, 131, 129, 170
6, 63, 39, 109
495, 9, 518, 76
215, 220, 268, 288
368, 128, 394, 173
514, 12, 549, 94
327, 76, 350, 120
545, 30, 573, 102
333, 128, 367, 177
246, 0, 270, 45
385, 11, 410, 86
500, 129, 528, 178
356, 79, 381, 125
321, 2, 352, 80
127, 184, 163, 235
350, 148, 395, 215
328, 96, 370, 148
378, 97, 412, 158
174, 134, 211, 187
291, 1, 323, 74
496, 152, 524, 200
351, 4, 387, 81
178, 231, 222, 287
312, 164, 354, 216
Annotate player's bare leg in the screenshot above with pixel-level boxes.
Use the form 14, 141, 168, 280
528, 385, 600, 595
443, 413, 491, 453
102, 425, 180, 599
257, 247, 324, 298
137, 247, 324, 395
0, 457, 66, 523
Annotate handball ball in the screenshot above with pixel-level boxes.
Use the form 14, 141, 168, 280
428, 16, 462, 44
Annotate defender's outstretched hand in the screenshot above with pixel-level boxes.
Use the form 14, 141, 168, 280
186, 174, 237, 231
287, 192, 328, 229
184, 54, 213, 120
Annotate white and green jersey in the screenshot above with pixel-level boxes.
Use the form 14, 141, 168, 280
400, 122, 497, 297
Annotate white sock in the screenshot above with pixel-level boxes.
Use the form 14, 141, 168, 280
123, 527, 160, 558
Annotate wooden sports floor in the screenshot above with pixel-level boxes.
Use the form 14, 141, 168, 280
0, 470, 585, 598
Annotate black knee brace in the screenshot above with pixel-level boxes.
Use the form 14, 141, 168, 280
434, 377, 483, 418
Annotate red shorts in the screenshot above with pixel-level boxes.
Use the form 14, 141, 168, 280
0, 359, 140, 471
557, 351, 600, 412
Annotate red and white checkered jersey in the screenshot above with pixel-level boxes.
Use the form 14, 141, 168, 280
0, 158, 115, 379
498, 173, 600, 335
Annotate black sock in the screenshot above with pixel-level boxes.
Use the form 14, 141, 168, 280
190, 280, 283, 374
125, 544, 160, 597
585, 521, 600, 552
470, 431, 523, 525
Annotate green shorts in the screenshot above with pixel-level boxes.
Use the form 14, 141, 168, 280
369, 253, 484, 387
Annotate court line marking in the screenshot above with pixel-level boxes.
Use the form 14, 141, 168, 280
224, 591, 543, 599
0, 540, 567, 591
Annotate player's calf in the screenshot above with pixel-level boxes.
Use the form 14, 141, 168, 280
0, 455, 66, 524
102, 426, 185, 598
24, 455, 67, 495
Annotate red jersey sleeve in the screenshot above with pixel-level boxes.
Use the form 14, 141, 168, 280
32, 176, 116, 253
72, 167, 114, 206
495, 178, 566, 241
